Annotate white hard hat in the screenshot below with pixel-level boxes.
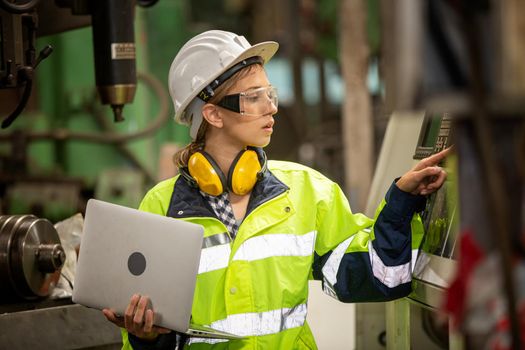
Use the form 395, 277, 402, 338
168, 30, 279, 139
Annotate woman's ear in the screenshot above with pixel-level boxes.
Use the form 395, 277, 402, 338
202, 104, 223, 129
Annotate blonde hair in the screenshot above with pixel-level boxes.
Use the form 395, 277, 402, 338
173, 63, 263, 168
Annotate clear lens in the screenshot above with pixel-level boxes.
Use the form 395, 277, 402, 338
239, 86, 278, 117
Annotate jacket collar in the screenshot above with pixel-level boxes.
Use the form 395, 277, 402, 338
167, 170, 289, 220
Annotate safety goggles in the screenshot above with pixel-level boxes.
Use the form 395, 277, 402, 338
216, 86, 278, 117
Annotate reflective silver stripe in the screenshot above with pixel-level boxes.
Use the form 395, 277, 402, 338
203, 304, 307, 337
321, 235, 356, 299
202, 232, 231, 248
198, 244, 231, 274
322, 278, 338, 299
411, 248, 419, 273
188, 337, 229, 345
369, 241, 411, 288
232, 231, 316, 262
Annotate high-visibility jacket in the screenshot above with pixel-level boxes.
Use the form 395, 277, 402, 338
123, 160, 425, 349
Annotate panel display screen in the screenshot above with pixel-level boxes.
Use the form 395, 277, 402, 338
416, 113, 457, 259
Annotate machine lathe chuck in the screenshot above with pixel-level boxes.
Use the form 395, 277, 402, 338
0, 215, 65, 300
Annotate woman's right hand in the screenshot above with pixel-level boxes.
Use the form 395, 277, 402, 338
102, 294, 172, 340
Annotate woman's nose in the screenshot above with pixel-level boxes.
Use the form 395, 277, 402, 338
269, 100, 278, 115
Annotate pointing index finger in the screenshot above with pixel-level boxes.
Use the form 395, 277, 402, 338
414, 147, 452, 170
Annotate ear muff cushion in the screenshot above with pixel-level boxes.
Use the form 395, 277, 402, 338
228, 150, 261, 196
188, 151, 227, 196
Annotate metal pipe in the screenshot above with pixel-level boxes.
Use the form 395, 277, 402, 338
0, 71, 170, 144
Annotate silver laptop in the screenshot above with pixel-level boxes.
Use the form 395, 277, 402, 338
73, 199, 242, 340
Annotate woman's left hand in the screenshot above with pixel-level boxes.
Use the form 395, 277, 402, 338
395, 147, 451, 196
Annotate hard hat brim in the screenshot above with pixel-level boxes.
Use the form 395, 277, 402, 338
174, 41, 279, 126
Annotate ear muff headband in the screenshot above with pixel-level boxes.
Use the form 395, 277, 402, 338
228, 150, 261, 196
187, 151, 227, 196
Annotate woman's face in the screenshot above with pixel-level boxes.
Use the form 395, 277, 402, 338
217, 66, 277, 148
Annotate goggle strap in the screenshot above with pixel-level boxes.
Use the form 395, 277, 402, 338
198, 56, 264, 102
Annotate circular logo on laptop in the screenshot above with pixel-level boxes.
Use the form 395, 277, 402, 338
128, 252, 146, 276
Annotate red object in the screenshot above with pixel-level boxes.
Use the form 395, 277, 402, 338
444, 229, 486, 327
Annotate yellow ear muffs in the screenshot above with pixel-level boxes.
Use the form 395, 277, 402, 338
186, 148, 265, 196
188, 151, 227, 196
228, 149, 261, 196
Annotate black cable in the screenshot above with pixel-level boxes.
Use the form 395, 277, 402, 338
1, 78, 32, 129
1, 46, 53, 129
0, 0, 40, 14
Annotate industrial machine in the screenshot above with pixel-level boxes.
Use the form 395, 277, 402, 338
359, 111, 458, 350
359, 0, 525, 348
0, 0, 171, 219
0, 0, 147, 127
0, 214, 66, 300
0, 1, 163, 348
408, 113, 457, 349
410, 113, 456, 313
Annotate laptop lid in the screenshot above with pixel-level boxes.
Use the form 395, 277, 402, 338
73, 199, 204, 332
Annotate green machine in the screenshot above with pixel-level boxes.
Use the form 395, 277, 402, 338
0, 1, 192, 222
0, 2, 193, 348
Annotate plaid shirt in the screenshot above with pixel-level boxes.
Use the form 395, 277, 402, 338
200, 191, 239, 238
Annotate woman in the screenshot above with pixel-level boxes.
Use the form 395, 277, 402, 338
103, 30, 448, 349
